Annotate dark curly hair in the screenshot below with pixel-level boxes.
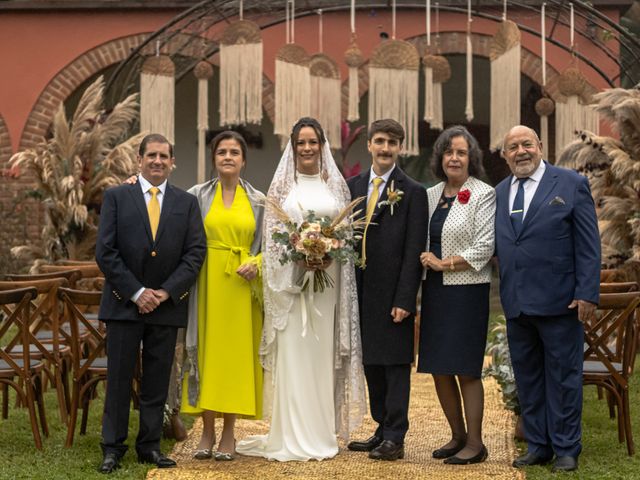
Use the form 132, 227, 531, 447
431, 125, 484, 181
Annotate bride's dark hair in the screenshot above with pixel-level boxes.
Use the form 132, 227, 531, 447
290, 117, 326, 180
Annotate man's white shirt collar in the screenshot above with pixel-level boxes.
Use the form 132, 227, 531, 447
510, 160, 546, 186
369, 164, 396, 185
138, 175, 168, 195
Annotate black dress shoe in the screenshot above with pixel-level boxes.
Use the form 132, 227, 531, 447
444, 445, 488, 465
552, 456, 578, 472
369, 440, 404, 461
98, 453, 121, 474
432, 440, 465, 459
512, 451, 553, 468
347, 435, 383, 452
137, 450, 177, 468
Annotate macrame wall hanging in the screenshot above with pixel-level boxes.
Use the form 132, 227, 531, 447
368, 0, 420, 156
489, 1, 521, 151
554, 4, 599, 156
535, 3, 554, 159
219, 1, 263, 126
465, 0, 474, 122
194, 60, 213, 184
274, 0, 311, 144
423, 1, 450, 131
344, 0, 364, 122
140, 48, 175, 143
310, 10, 341, 148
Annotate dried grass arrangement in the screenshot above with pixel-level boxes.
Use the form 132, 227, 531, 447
9, 75, 144, 266
556, 86, 640, 279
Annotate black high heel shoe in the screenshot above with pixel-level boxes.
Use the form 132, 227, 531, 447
443, 445, 488, 465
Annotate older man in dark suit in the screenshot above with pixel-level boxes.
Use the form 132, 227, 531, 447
346, 119, 428, 461
95, 134, 206, 473
495, 125, 600, 473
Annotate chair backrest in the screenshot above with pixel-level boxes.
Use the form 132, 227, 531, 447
39, 264, 103, 279
600, 282, 639, 294
585, 292, 640, 386
601, 269, 627, 283
0, 278, 69, 352
55, 260, 98, 267
58, 288, 105, 378
0, 287, 40, 375
4, 270, 82, 288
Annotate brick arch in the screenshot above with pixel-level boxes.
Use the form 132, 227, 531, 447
19, 32, 221, 152
340, 31, 581, 118
0, 114, 11, 164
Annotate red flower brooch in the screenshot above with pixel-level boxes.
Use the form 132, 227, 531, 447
457, 189, 471, 204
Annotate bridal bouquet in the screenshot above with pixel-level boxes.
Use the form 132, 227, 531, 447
268, 198, 366, 292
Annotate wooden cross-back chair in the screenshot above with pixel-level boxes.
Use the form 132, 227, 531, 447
4, 270, 82, 289
39, 264, 104, 292
583, 291, 640, 456
0, 278, 71, 424
0, 287, 49, 449
58, 287, 109, 447
600, 282, 639, 294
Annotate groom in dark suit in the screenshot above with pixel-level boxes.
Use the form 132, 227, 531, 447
346, 119, 428, 461
495, 125, 600, 473
95, 134, 206, 473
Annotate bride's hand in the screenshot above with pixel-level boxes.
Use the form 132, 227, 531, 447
297, 257, 332, 271
123, 174, 138, 185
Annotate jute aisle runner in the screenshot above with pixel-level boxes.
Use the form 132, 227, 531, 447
148, 373, 525, 480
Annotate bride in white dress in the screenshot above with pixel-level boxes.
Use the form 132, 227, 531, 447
236, 118, 366, 461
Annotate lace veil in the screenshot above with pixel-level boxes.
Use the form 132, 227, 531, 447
261, 139, 366, 439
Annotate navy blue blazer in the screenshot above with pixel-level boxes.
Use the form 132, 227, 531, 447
495, 162, 600, 319
96, 182, 206, 326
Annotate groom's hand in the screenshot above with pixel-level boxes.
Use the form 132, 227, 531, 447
391, 306, 410, 323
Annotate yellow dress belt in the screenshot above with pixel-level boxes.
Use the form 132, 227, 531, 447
207, 240, 250, 275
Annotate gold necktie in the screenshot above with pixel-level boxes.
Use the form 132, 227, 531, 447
148, 187, 160, 240
361, 177, 383, 268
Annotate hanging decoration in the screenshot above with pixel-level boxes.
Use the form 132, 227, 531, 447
194, 61, 213, 184
555, 4, 599, 156
344, 0, 364, 122
219, 2, 263, 126
489, 2, 521, 151
368, 0, 420, 156
465, 0, 474, 122
140, 47, 175, 143
423, 1, 450, 131
275, 0, 311, 142
310, 10, 341, 148
535, 3, 554, 159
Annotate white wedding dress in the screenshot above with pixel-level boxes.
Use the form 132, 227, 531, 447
236, 172, 340, 461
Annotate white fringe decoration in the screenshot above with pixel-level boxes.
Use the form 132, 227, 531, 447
311, 75, 341, 148
432, 81, 443, 130
197, 78, 208, 183
424, 66, 434, 122
274, 59, 311, 140
368, 66, 419, 156
540, 115, 549, 159
490, 44, 520, 151
219, 42, 263, 126
555, 96, 600, 156
140, 71, 175, 143
347, 66, 360, 122
465, 33, 474, 122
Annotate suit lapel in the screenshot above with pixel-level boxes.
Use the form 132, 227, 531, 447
496, 176, 516, 238
427, 182, 445, 221
521, 163, 557, 234
129, 184, 154, 243
352, 172, 369, 221
154, 184, 175, 244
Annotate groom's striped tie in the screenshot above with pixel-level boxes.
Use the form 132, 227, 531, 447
510, 177, 528, 236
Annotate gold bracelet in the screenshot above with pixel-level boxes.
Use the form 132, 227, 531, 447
449, 257, 455, 271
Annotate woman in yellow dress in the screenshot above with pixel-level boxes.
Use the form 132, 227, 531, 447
182, 131, 265, 460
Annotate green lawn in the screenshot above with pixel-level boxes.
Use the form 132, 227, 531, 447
518, 372, 640, 479
0, 386, 192, 480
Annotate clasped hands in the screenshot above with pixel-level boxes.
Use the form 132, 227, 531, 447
420, 251, 447, 271
236, 262, 258, 281
136, 288, 169, 314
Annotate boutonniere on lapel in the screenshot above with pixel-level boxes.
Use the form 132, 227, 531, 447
377, 180, 404, 215
457, 189, 471, 205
